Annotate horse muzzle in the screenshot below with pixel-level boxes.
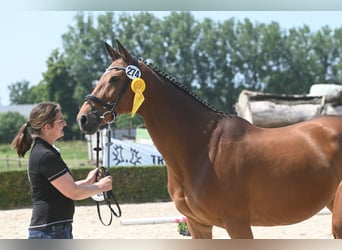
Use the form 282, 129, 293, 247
77, 112, 101, 135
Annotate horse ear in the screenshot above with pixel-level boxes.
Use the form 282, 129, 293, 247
116, 39, 133, 63
104, 42, 120, 61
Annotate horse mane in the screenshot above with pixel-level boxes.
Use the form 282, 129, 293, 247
140, 58, 227, 115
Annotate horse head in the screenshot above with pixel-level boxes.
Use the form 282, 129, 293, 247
77, 40, 142, 134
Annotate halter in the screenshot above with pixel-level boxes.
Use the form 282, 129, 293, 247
84, 56, 139, 123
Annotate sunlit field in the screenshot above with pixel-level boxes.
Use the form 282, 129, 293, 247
0, 140, 91, 172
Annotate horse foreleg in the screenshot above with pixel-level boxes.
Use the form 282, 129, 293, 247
332, 181, 342, 238
223, 217, 254, 239
186, 217, 213, 239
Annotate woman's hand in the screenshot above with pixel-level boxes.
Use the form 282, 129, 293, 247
97, 175, 113, 192
84, 168, 100, 184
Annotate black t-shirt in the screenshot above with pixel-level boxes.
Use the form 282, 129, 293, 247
28, 137, 74, 230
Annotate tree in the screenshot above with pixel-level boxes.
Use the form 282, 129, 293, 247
42, 49, 78, 139
192, 17, 240, 113
8, 80, 31, 104
0, 112, 26, 144
331, 27, 342, 83
26, 81, 49, 103
262, 25, 340, 95
62, 12, 107, 105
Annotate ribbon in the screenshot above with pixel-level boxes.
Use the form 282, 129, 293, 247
130, 78, 146, 117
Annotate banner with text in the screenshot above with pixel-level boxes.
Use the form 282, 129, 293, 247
103, 138, 164, 167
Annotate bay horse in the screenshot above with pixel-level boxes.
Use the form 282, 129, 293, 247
77, 39, 342, 239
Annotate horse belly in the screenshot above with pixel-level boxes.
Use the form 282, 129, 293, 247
248, 173, 337, 226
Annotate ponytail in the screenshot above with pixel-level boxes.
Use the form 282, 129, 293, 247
11, 122, 33, 157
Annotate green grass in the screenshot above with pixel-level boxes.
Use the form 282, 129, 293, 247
0, 140, 91, 172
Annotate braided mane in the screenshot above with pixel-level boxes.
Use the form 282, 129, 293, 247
141, 58, 225, 114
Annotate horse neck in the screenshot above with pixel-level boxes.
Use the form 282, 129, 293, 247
139, 69, 222, 168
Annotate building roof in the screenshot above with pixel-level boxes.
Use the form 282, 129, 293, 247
0, 104, 35, 118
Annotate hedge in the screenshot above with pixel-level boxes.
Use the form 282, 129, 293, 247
0, 166, 171, 209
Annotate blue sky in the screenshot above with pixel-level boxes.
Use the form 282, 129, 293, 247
1, 11, 342, 106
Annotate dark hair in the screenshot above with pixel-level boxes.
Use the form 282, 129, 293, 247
11, 102, 61, 157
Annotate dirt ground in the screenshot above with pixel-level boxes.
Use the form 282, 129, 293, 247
0, 201, 334, 239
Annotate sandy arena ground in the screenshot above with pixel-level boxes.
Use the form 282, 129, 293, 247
0, 201, 334, 239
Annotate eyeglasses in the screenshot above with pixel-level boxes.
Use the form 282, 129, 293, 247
54, 118, 66, 124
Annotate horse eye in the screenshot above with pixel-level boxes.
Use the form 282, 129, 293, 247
109, 76, 121, 84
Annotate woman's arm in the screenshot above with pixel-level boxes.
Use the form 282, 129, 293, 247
51, 171, 112, 200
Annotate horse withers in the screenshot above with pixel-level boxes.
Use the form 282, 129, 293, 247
77, 40, 342, 239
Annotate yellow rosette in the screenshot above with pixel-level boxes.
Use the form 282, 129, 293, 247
130, 78, 146, 117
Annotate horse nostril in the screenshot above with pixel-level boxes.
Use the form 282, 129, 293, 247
80, 115, 88, 126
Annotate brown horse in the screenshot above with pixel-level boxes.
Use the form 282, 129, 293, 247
77, 40, 342, 239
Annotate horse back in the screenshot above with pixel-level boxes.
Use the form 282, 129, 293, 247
219, 115, 342, 175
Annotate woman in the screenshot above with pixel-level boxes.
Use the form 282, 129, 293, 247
11, 102, 112, 239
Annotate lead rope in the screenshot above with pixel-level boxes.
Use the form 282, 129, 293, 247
93, 124, 122, 226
